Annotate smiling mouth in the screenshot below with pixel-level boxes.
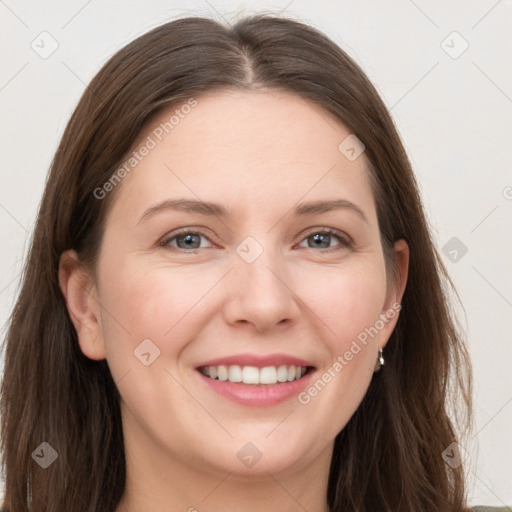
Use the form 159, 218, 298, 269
198, 364, 313, 385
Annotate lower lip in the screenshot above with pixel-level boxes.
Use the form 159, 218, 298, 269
196, 369, 316, 407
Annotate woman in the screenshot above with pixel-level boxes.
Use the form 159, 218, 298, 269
0, 13, 504, 512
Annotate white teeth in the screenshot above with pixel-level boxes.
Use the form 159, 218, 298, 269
242, 366, 260, 384
217, 365, 228, 381
228, 365, 242, 383
277, 365, 288, 382
200, 364, 309, 384
259, 366, 277, 384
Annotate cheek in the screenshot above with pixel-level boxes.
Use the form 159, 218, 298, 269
295, 259, 387, 411
97, 260, 218, 358
296, 260, 387, 347
294, 266, 386, 433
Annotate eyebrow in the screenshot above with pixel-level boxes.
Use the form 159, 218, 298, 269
137, 198, 368, 225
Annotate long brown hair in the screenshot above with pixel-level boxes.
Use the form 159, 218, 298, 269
1, 14, 473, 511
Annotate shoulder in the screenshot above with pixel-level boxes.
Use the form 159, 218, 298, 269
469, 507, 512, 511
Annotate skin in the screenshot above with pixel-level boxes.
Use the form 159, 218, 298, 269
59, 89, 409, 512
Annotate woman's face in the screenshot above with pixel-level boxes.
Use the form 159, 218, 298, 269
63, 89, 408, 479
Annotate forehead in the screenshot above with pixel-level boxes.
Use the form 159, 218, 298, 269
144, 89, 353, 169
107, 89, 376, 224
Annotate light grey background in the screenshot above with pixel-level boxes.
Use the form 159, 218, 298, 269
1, 0, 511, 506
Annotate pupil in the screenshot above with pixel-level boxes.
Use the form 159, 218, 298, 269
311, 233, 329, 248
178, 234, 200, 249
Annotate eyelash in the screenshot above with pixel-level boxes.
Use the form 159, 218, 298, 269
159, 227, 353, 254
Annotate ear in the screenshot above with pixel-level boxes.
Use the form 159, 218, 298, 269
379, 239, 409, 347
58, 250, 106, 360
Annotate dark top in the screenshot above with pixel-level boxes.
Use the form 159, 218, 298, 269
471, 507, 512, 511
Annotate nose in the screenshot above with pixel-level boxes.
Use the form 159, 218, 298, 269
223, 243, 300, 333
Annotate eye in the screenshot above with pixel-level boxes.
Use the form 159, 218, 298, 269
297, 228, 353, 252
160, 227, 353, 254
160, 229, 214, 252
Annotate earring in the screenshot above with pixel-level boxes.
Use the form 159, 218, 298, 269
374, 347, 385, 372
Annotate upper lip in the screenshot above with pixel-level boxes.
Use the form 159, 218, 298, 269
195, 353, 316, 369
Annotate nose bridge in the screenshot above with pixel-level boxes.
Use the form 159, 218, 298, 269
225, 233, 298, 331
236, 234, 289, 298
